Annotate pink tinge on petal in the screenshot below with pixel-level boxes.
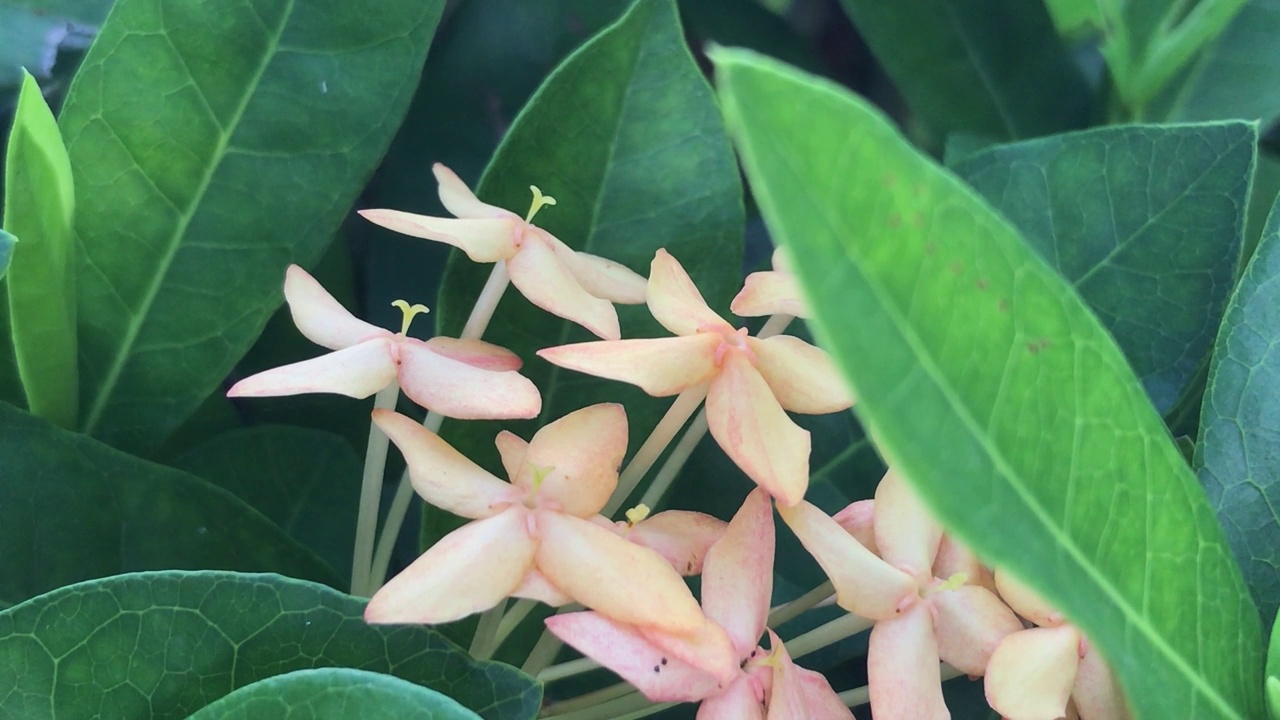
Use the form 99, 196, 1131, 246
776, 501, 915, 621
397, 339, 541, 420
873, 468, 943, 584
545, 612, 726, 703
627, 510, 728, 575
423, 336, 523, 372
994, 569, 1064, 627
227, 339, 397, 400
984, 625, 1081, 720
547, 236, 647, 304
364, 507, 534, 624
702, 489, 774, 658
930, 585, 1023, 676
372, 409, 518, 519
648, 249, 733, 337
697, 677, 766, 720
494, 430, 530, 484
765, 633, 856, 720
538, 335, 719, 397
640, 618, 739, 686
1071, 643, 1130, 720
522, 403, 626, 517
358, 210, 521, 263
867, 604, 950, 720
283, 265, 389, 350
747, 335, 853, 414
933, 534, 997, 594
508, 230, 622, 340
706, 352, 810, 506
731, 269, 808, 319
510, 568, 572, 606
432, 163, 513, 219
832, 499, 877, 554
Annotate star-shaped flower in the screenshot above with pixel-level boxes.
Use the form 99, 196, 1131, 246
358, 164, 646, 340
595, 503, 729, 576
732, 247, 809, 319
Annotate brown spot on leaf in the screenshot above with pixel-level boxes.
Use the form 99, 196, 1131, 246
950, 261, 964, 276
977, 278, 989, 291
998, 299, 1009, 312
888, 213, 902, 228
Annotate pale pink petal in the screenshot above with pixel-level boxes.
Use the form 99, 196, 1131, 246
357, 210, 521, 263
731, 269, 808, 319
423, 336, 523, 372
648, 248, 733, 336
433, 163, 513, 219
283, 265, 389, 350
640, 618, 739, 685
931, 585, 1023, 676
546, 234, 647, 304
702, 489, 774, 657
538, 335, 719, 396
535, 511, 705, 633
874, 468, 943, 584
523, 403, 626, 517
627, 510, 728, 575
867, 604, 949, 720
746, 335, 853, 414
994, 569, 1065, 627
511, 568, 572, 606
508, 233, 621, 340
933, 535, 997, 594
397, 339, 541, 419
364, 507, 533, 624
1072, 643, 1130, 720
832, 499, 877, 554
698, 677, 766, 720
494, 430, 530, 484
545, 612, 725, 702
985, 625, 1081, 720
706, 353, 810, 506
771, 247, 793, 274
372, 409, 517, 519
776, 501, 915, 620
227, 339, 397, 399
766, 633, 855, 720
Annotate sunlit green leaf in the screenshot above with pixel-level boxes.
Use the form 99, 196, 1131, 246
187, 668, 483, 719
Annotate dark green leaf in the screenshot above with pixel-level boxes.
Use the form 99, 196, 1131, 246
187, 668, 482, 719
0, 229, 12, 279
713, 47, 1263, 720
0, 0, 114, 27
951, 122, 1255, 414
0, 571, 540, 720
61, 0, 445, 453
0, 401, 338, 607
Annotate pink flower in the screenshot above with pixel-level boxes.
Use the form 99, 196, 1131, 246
732, 247, 809, 319
226, 265, 540, 420
358, 164, 646, 340
538, 249, 854, 506
595, 503, 729, 576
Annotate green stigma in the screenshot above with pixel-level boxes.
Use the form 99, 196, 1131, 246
625, 504, 651, 527
525, 185, 557, 223
391, 299, 430, 335
926, 572, 969, 597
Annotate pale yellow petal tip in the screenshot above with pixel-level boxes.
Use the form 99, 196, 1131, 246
391, 299, 431, 335
526, 184, 557, 222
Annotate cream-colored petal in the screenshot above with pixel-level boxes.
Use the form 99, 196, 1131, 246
510, 568, 572, 606
698, 678, 766, 720
931, 585, 1023, 676
995, 569, 1064, 627
932, 535, 997, 594
521, 403, 626, 516
648, 248, 733, 336
358, 210, 521, 263
777, 500, 916, 620
627, 510, 728, 575
538, 335, 719, 396
227, 339, 397, 399
364, 507, 533, 624
372, 409, 517, 519
874, 468, 943, 584
706, 353, 810, 506
545, 232, 647, 304
747, 335, 853, 414
494, 430, 530, 484
397, 339, 541, 420
433, 163, 513, 219
508, 233, 621, 340
283, 265, 389, 350
867, 604, 950, 720
731, 270, 808, 319
702, 489, 774, 657
424, 336, 523, 372
832, 499, 877, 553
1071, 644, 1130, 720
765, 633, 855, 720
536, 511, 705, 634
985, 625, 1081, 720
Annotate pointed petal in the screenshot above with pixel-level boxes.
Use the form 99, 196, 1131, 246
731, 269, 808, 319
508, 233, 621, 339
985, 625, 1080, 720
372, 409, 516, 519
706, 354, 810, 506
1072, 644, 1130, 720
545, 612, 725, 702
538, 335, 719, 396
433, 163, 512, 219
511, 568, 572, 606
747, 335, 853, 414
994, 569, 1064, 627
397, 339, 541, 420
548, 235, 647, 304
703, 489, 774, 657
640, 618, 739, 685
536, 511, 704, 633
627, 510, 728, 575
364, 508, 533, 624
424, 336, 523, 372
766, 633, 855, 720
283, 265, 389, 350
494, 430, 530, 483
358, 210, 521, 263
698, 678, 766, 720
649, 248, 733, 336
227, 340, 396, 399
832, 499, 877, 554
933, 535, 997, 594
867, 605, 950, 720
523, 403, 626, 517
874, 468, 942, 584
931, 585, 1023, 676
777, 501, 915, 620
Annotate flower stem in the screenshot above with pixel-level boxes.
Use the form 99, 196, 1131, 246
767, 580, 835, 628
350, 383, 402, 596
539, 684, 647, 718
636, 408, 708, 509
835, 665, 963, 710
604, 384, 708, 518
461, 259, 512, 339
783, 612, 874, 660
537, 656, 600, 684
521, 622, 569, 676
469, 598, 507, 659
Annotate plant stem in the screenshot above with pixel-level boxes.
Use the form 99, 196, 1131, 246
603, 384, 708, 517
537, 656, 600, 683
461, 259, 512, 339
783, 612, 873, 660
350, 383, 402, 596
835, 664, 963, 710
766, 580, 835, 628
469, 598, 507, 659
539, 684, 644, 718
521, 622, 569, 676
636, 408, 708, 509
493, 598, 540, 649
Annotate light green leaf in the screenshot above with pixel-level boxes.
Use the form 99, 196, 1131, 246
3, 70, 76, 428
1042, 0, 1106, 36
0, 230, 13, 279
0, 571, 540, 720
60, 0, 444, 453
713, 47, 1263, 719
1269, 611, 1280, 719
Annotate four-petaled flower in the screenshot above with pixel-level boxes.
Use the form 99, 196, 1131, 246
595, 503, 729, 576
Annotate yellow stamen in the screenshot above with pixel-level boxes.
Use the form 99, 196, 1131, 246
625, 504, 651, 527
924, 571, 969, 598
525, 185, 557, 223
530, 464, 555, 494
391, 299, 430, 335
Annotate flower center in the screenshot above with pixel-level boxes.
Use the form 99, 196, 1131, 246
391, 299, 430, 335
712, 326, 756, 366
525, 185, 557, 223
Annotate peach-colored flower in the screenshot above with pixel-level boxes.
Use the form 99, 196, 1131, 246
732, 247, 809, 319
595, 503, 729, 576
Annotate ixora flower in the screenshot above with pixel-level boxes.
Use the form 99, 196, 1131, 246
226, 265, 540, 420
596, 503, 729, 576
538, 249, 853, 506
731, 247, 809, 319
358, 164, 646, 340
364, 403, 707, 635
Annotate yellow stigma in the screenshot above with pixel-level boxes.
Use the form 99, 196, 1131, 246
925, 572, 969, 598
525, 185, 556, 223
625, 504, 651, 527
391, 299, 430, 335
529, 463, 554, 494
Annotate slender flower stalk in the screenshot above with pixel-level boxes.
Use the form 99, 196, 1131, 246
350, 383, 402, 595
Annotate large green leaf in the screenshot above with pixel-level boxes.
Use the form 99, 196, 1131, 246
0, 401, 338, 607
187, 668, 483, 719
3, 71, 76, 427
1270, 611, 1280, 718
60, 0, 444, 454
713, 48, 1264, 719
0, 572, 539, 720
835, 0, 1090, 141
951, 122, 1255, 415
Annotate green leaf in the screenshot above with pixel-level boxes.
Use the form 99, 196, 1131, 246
187, 668, 483, 719
0, 229, 13, 279
3, 70, 76, 428
0, 0, 114, 27
950, 122, 1256, 415
0, 401, 338, 607
835, 0, 1091, 141
172, 425, 361, 580
60, 0, 445, 454
1269, 612, 1280, 719
1042, 0, 1105, 36
713, 47, 1264, 720
0, 571, 540, 720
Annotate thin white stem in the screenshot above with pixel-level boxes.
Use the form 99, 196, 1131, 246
350, 383, 401, 596
521, 622, 569, 676
538, 684, 645, 718
461, 260, 511, 339
537, 656, 600, 684
492, 598, 539, 649
469, 599, 507, 660
836, 664, 963, 709
637, 408, 708, 509
604, 384, 708, 518
783, 611, 874, 660
766, 580, 835, 628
